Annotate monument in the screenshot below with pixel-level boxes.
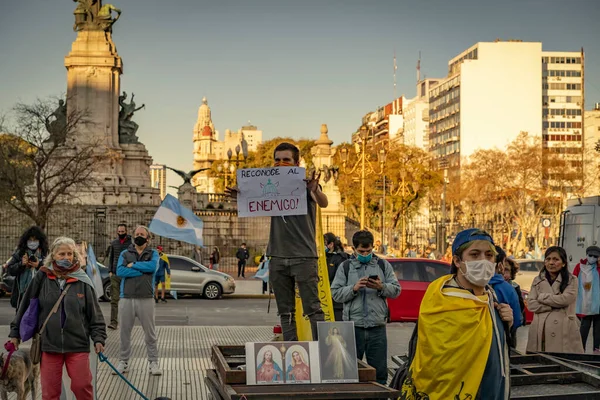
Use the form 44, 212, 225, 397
311, 124, 346, 240
64, 0, 159, 205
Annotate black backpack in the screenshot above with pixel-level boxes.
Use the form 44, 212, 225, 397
390, 321, 418, 391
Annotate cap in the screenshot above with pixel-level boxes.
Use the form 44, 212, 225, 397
157, 245, 163, 252
586, 246, 600, 257
452, 228, 495, 255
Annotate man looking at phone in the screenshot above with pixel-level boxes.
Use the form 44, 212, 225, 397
330, 230, 400, 384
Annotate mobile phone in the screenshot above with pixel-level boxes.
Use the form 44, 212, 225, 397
368, 275, 379, 280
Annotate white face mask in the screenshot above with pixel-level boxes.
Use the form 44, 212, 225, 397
588, 256, 598, 265
460, 259, 496, 287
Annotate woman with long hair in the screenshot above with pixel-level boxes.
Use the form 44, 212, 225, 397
4, 226, 49, 310
526, 246, 583, 353
9, 236, 106, 399
210, 247, 221, 271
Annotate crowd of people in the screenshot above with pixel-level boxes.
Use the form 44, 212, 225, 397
1, 141, 597, 399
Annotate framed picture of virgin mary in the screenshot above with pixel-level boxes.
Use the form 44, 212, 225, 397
246, 342, 320, 385
317, 321, 359, 383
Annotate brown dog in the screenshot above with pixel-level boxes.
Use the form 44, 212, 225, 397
0, 349, 38, 400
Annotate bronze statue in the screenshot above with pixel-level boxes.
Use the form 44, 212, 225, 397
45, 99, 67, 144
97, 3, 121, 32
72, 0, 120, 32
166, 167, 210, 186
118, 92, 145, 144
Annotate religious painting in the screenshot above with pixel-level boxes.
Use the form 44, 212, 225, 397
284, 343, 311, 383
246, 342, 320, 385
253, 344, 284, 384
317, 321, 359, 383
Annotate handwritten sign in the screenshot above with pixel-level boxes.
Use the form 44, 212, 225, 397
237, 167, 307, 217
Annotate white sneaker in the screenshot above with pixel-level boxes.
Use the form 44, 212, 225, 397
112, 361, 129, 375
149, 361, 162, 376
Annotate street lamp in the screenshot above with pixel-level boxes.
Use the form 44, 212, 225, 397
217, 161, 235, 189
378, 148, 387, 247
224, 143, 249, 187
392, 170, 420, 254
340, 125, 372, 229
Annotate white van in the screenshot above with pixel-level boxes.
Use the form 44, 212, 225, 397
559, 196, 600, 271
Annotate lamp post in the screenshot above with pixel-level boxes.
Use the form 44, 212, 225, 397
378, 148, 387, 247
225, 144, 248, 187
340, 125, 371, 229
392, 170, 420, 255
217, 161, 235, 189
438, 158, 449, 250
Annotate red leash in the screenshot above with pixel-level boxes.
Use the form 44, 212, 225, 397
1, 341, 16, 379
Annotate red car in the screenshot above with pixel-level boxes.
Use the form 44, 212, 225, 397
385, 258, 534, 324
386, 258, 451, 322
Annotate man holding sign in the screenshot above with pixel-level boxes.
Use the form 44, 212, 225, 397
227, 142, 328, 341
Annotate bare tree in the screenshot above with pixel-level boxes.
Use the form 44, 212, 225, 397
0, 97, 110, 229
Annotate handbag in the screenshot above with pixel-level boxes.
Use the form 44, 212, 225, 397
30, 284, 71, 364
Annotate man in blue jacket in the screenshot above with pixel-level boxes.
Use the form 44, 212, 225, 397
114, 226, 161, 376
490, 246, 522, 346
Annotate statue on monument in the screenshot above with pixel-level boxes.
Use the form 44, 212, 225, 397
166, 166, 210, 186
118, 92, 145, 144
73, 0, 121, 32
45, 99, 67, 144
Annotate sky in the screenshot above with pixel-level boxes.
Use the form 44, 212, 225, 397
2, 0, 600, 191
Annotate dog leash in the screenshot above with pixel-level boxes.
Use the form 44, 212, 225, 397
1, 341, 16, 380
98, 352, 150, 400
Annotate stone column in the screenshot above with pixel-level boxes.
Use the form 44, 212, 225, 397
64, 30, 124, 188
311, 124, 347, 241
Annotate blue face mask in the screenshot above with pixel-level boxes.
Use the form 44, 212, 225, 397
356, 252, 373, 264
325, 247, 330, 253
54, 259, 72, 269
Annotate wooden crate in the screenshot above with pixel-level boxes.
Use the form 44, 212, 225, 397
211, 344, 377, 385
206, 369, 399, 400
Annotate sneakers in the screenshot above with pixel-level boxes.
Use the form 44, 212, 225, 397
112, 361, 129, 375
149, 361, 162, 376
160, 298, 167, 303
155, 298, 159, 304
107, 324, 117, 330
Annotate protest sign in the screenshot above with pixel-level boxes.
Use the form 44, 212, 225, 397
237, 167, 307, 217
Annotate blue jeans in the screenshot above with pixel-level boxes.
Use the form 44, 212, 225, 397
355, 325, 388, 385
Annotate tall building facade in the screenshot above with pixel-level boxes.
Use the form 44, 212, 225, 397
541, 50, 585, 191
150, 164, 167, 200
403, 78, 440, 150
428, 41, 584, 188
352, 97, 405, 145
584, 104, 600, 196
191, 97, 263, 193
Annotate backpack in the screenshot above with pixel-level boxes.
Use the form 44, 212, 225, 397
390, 321, 418, 391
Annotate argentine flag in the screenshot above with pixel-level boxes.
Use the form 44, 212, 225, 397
85, 244, 104, 299
149, 194, 204, 246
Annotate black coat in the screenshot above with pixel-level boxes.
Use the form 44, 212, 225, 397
106, 236, 132, 274
326, 251, 349, 311
6, 249, 46, 309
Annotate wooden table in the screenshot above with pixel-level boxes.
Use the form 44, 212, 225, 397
207, 345, 399, 400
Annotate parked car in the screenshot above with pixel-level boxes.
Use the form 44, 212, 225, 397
386, 258, 451, 322
514, 259, 544, 292
96, 262, 111, 302
162, 255, 235, 299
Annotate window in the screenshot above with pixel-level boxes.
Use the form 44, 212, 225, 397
421, 262, 450, 282
390, 261, 421, 281
169, 257, 203, 272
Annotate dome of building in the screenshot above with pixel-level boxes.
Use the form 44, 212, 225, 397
202, 126, 213, 137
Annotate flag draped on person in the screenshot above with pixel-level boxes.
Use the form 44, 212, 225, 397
295, 206, 335, 340
149, 194, 203, 246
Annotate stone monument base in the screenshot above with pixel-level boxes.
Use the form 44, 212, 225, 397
120, 142, 154, 188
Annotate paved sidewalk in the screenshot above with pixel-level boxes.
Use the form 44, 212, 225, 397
225, 276, 272, 299
0, 324, 533, 399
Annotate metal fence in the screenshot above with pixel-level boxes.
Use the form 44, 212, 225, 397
0, 206, 270, 276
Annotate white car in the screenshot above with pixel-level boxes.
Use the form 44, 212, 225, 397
514, 259, 544, 292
